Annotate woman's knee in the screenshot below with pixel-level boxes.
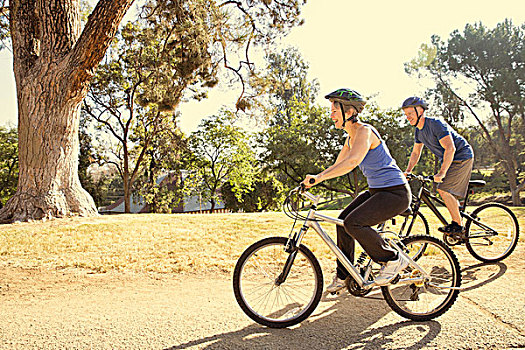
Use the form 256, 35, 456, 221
343, 213, 366, 231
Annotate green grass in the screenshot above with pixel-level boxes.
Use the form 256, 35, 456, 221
1, 206, 523, 276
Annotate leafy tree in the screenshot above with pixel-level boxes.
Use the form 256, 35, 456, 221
406, 20, 525, 205
258, 99, 364, 196
252, 47, 318, 123
83, 0, 306, 213
220, 176, 284, 212
0, 0, 135, 223
81, 18, 206, 212
187, 112, 256, 211
0, 126, 18, 208
0, 0, 305, 222
132, 115, 188, 213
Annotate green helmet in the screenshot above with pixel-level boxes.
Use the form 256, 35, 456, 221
325, 88, 366, 113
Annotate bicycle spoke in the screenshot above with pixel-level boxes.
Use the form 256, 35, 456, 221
234, 238, 322, 326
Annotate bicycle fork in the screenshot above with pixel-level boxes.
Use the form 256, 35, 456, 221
275, 225, 308, 285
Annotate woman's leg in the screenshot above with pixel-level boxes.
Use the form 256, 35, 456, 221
336, 191, 371, 280
343, 187, 410, 263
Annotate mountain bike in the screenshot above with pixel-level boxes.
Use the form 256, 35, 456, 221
382, 174, 520, 263
233, 184, 462, 328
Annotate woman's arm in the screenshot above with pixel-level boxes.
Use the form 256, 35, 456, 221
304, 127, 372, 186
334, 136, 351, 164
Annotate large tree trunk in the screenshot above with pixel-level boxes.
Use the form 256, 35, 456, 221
1, 71, 97, 221
0, 0, 134, 223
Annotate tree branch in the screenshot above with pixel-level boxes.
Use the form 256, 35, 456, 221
68, 0, 135, 90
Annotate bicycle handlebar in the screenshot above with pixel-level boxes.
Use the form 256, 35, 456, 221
406, 173, 435, 183
291, 184, 320, 205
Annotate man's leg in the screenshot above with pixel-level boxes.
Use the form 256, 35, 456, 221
437, 188, 462, 225
436, 158, 473, 232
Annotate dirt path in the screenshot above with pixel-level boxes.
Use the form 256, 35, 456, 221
1, 245, 524, 350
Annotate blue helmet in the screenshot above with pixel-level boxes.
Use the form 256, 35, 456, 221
402, 97, 428, 110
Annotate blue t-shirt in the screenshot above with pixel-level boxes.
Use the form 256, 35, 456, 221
357, 125, 407, 189
415, 117, 473, 161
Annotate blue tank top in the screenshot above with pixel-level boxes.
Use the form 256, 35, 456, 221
355, 125, 407, 189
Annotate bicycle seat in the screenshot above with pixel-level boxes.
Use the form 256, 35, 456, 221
469, 180, 486, 188
400, 207, 413, 217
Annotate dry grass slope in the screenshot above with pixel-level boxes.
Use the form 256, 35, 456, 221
1, 207, 523, 276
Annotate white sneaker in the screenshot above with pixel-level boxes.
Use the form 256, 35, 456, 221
374, 254, 409, 286
326, 274, 346, 293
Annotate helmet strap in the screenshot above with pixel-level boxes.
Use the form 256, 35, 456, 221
339, 102, 357, 128
414, 106, 422, 128
339, 102, 347, 128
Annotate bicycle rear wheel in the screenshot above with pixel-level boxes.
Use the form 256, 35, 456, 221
382, 235, 461, 321
465, 203, 519, 262
233, 237, 323, 328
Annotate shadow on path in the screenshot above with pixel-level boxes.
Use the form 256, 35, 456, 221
166, 293, 441, 350
460, 261, 507, 292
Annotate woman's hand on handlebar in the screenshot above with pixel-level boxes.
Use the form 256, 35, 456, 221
301, 174, 319, 189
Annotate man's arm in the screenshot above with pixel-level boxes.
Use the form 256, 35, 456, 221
405, 143, 424, 174
434, 135, 456, 182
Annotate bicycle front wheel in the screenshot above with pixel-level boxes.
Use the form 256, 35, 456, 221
382, 235, 461, 321
232, 237, 323, 328
465, 203, 519, 262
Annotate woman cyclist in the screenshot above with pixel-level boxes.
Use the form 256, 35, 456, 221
302, 88, 411, 293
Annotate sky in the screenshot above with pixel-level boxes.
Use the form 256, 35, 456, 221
0, 0, 524, 134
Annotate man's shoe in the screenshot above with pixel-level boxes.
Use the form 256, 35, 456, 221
374, 254, 409, 286
438, 222, 463, 234
326, 274, 346, 294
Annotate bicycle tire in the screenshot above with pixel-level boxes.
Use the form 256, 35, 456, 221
465, 203, 519, 262
381, 235, 461, 321
232, 237, 323, 328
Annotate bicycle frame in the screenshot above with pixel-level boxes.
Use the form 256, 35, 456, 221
413, 183, 498, 238
288, 190, 430, 290
415, 186, 449, 226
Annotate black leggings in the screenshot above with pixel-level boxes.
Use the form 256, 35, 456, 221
336, 183, 411, 280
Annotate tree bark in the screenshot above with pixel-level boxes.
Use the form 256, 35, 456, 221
0, 0, 134, 223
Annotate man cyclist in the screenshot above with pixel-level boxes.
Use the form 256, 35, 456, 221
401, 96, 474, 237
302, 88, 411, 293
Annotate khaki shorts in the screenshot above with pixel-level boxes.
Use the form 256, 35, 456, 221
437, 158, 474, 199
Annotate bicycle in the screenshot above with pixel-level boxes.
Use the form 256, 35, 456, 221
233, 183, 462, 328
383, 174, 520, 263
